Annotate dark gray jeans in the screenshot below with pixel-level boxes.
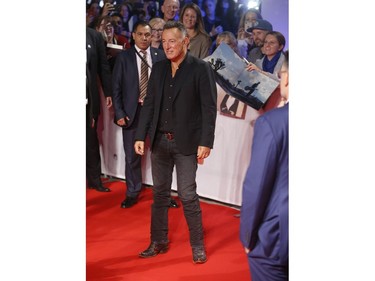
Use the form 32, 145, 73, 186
150, 133, 204, 248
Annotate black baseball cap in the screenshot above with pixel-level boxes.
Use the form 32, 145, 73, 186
246, 19, 273, 33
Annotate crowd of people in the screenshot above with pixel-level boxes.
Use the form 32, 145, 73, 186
86, 0, 288, 280
86, 0, 286, 66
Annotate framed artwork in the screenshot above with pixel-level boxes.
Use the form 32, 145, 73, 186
205, 43, 279, 110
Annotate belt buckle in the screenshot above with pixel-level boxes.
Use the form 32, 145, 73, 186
165, 133, 174, 140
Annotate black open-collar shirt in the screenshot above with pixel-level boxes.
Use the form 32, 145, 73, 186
157, 56, 188, 133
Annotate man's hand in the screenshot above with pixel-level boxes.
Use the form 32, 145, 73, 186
197, 146, 211, 159
102, 2, 115, 16
106, 97, 112, 108
134, 141, 145, 155
117, 116, 130, 127
209, 25, 223, 37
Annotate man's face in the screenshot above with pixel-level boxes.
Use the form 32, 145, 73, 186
132, 25, 152, 50
111, 16, 123, 35
204, 0, 216, 16
88, 3, 100, 17
162, 28, 188, 61
161, 0, 180, 21
252, 29, 268, 47
278, 65, 289, 101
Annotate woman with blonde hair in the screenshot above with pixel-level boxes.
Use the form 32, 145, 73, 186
149, 17, 166, 49
179, 3, 211, 59
216, 31, 240, 55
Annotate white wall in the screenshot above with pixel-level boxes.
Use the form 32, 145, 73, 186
261, 0, 289, 50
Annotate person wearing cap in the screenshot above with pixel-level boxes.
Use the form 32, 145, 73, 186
246, 18, 273, 63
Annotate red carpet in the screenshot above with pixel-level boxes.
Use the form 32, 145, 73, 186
87, 180, 251, 281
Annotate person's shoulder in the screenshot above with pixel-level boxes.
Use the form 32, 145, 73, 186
187, 53, 206, 64
186, 55, 214, 76
86, 27, 101, 41
197, 31, 210, 40
266, 103, 288, 116
249, 47, 261, 55
152, 57, 169, 69
260, 104, 289, 127
118, 46, 135, 59
184, 54, 206, 70
277, 52, 286, 64
150, 46, 163, 54
86, 27, 97, 36
150, 47, 166, 58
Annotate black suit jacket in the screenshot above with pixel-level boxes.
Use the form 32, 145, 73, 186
86, 28, 112, 120
112, 46, 166, 128
135, 54, 217, 155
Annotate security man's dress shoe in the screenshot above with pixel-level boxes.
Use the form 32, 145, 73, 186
88, 185, 111, 192
139, 242, 169, 258
192, 246, 207, 264
169, 198, 179, 208
120, 197, 138, 208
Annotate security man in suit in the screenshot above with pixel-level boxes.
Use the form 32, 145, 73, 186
112, 21, 167, 208
134, 21, 217, 264
86, 27, 113, 192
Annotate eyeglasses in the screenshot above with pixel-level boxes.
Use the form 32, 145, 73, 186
152, 28, 163, 33
263, 41, 278, 46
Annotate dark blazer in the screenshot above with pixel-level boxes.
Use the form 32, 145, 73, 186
86, 27, 112, 120
135, 53, 217, 155
240, 104, 289, 266
112, 46, 166, 128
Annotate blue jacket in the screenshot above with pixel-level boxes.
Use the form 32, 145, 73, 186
240, 104, 289, 266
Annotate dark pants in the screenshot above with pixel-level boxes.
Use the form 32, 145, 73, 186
122, 127, 142, 198
248, 255, 288, 281
122, 104, 142, 198
150, 133, 204, 248
86, 116, 102, 187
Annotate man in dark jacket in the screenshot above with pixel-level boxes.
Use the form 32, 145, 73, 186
134, 21, 217, 264
86, 27, 113, 192
112, 21, 166, 208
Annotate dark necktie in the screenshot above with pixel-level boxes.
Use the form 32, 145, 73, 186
139, 50, 148, 102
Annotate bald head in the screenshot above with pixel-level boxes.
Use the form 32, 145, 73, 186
161, 0, 180, 21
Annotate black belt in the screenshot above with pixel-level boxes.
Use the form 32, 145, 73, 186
159, 131, 174, 140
